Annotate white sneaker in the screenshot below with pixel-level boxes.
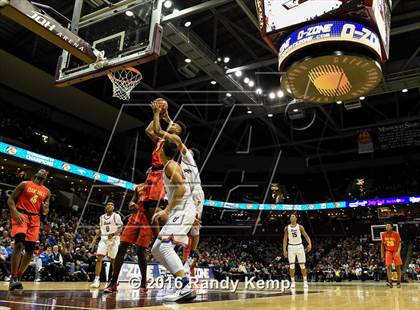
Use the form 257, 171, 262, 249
303, 281, 309, 289
163, 283, 196, 302
290, 282, 296, 289
90, 280, 100, 288
4, 276, 11, 282
35, 278, 41, 283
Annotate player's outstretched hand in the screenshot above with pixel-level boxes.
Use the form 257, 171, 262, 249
13, 210, 25, 224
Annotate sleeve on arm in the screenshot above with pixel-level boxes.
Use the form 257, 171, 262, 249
182, 150, 195, 165
116, 214, 123, 226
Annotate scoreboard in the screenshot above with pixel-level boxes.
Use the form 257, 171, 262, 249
256, 0, 392, 103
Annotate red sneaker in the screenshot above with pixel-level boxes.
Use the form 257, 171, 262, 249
104, 282, 118, 293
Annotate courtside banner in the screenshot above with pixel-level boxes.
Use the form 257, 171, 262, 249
278, 20, 382, 69
117, 263, 214, 282
0, 141, 136, 191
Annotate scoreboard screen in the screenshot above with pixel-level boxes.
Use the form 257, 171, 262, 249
263, 0, 364, 33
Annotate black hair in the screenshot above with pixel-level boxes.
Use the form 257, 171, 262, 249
189, 147, 201, 164
163, 140, 179, 159
175, 120, 187, 137
106, 200, 115, 205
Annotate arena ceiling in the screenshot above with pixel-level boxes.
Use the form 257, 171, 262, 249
1, 0, 420, 178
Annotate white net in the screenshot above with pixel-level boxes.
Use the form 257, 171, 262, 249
107, 67, 143, 101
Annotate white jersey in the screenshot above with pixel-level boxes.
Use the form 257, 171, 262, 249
287, 224, 302, 245
99, 212, 123, 236
180, 150, 204, 197
163, 160, 193, 204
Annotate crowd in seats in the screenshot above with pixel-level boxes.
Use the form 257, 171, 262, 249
406, 238, 420, 281
198, 235, 419, 283
0, 103, 133, 181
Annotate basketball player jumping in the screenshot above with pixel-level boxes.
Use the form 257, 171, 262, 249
90, 201, 123, 288
381, 223, 402, 288
7, 168, 51, 291
283, 213, 312, 289
151, 140, 197, 302
104, 99, 186, 293
151, 102, 205, 274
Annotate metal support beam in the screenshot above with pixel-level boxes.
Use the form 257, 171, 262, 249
71, 0, 83, 32
212, 8, 259, 60
391, 22, 420, 35
229, 20, 274, 53
225, 58, 277, 74
235, 0, 259, 30
157, 76, 213, 90
161, 0, 233, 23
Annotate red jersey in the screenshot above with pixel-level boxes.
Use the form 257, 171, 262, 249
16, 181, 49, 214
381, 231, 401, 252
144, 139, 165, 201
151, 139, 164, 167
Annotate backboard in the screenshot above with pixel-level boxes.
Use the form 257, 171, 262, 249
55, 0, 163, 87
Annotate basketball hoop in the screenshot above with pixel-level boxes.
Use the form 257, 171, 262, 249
107, 67, 143, 101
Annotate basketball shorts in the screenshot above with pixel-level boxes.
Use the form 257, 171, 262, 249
158, 202, 196, 247
385, 250, 402, 266
97, 236, 120, 259
120, 212, 153, 248
11, 213, 40, 243
143, 170, 165, 202
288, 244, 306, 264
190, 191, 204, 237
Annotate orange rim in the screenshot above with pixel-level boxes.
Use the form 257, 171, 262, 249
107, 66, 143, 80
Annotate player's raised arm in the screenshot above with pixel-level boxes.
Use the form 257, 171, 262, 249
300, 225, 312, 252
151, 102, 188, 155
145, 118, 160, 143
7, 181, 26, 224
283, 226, 288, 258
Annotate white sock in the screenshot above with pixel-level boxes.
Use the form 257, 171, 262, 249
303, 276, 307, 282
291, 277, 295, 282
94, 276, 100, 282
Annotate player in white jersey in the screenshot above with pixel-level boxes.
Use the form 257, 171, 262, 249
152, 140, 196, 302
283, 213, 312, 289
90, 201, 123, 288
150, 102, 203, 254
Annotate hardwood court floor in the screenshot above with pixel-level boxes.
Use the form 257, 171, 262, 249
0, 281, 418, 309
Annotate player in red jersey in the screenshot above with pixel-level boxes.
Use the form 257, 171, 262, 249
104, 183, 153, 293
144, 98, 186, 226
381, 223, 402, 288
7, 168, 50, 291
104, 99, 186, 293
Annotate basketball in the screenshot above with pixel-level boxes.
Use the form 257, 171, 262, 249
154, 98, 168, 117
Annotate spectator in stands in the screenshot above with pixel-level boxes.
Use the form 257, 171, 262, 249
51, 245, 64, 281
0, 242, 10, 281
